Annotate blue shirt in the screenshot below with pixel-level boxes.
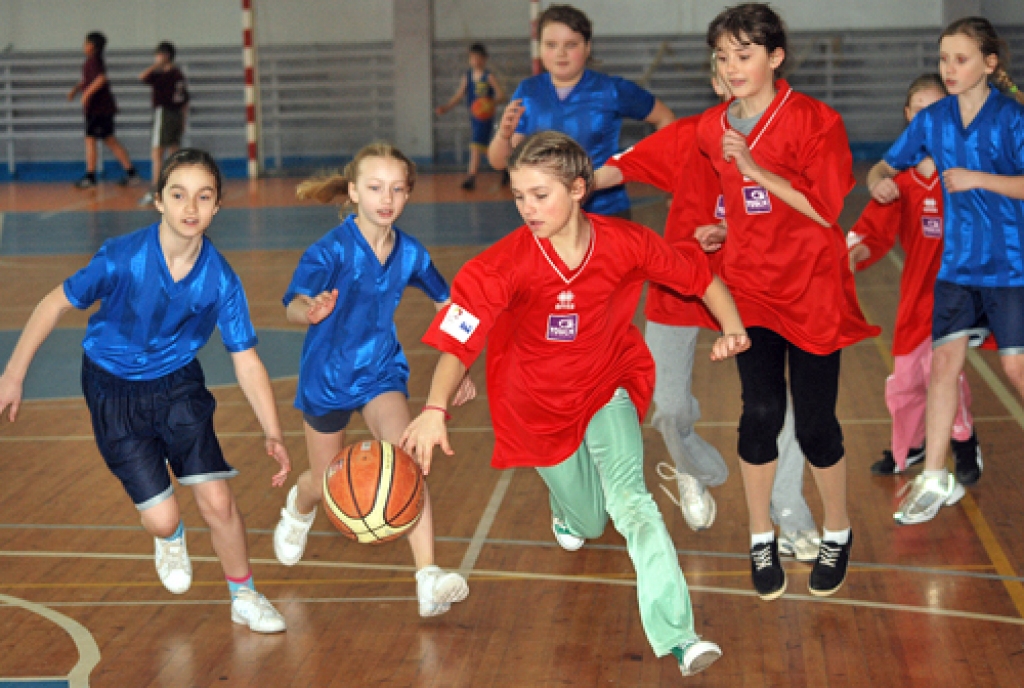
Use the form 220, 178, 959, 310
884, 88, 1024, 287
64, 222, 257, 380
284, 215, 450, 415
513, 69, 656, 215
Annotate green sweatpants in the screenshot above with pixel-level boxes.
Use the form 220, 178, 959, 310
536, 388, 698, 657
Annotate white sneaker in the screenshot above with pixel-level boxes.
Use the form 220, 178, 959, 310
656, 462, 716, 531
154, 533, 192, 594
231, 587, 287, 633
415, 565, 469, 618
676, 639, 722, 677
778, 529, 821, 563
551, 517, 585, 551
894, 472, 966, 525
274, 485, 316, 566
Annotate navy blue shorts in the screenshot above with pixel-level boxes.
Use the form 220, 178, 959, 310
470, 117, 494, 148
81, 355, 237, 511
303, 407, 358, 434
85, 113, 115, 139
933, 280, 1024, 354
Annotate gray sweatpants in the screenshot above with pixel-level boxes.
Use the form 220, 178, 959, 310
646, 321, 817, 533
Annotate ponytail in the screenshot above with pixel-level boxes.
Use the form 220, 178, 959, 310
296, 140, 416, 218
992, 67, 1024, 106
296, 173, 352, 212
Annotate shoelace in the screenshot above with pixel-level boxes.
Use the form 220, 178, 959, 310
159, 540, 186, 568
816, 542, 842, 568
235, 589, 273, 620
655, 462, 700, 508
751, 545, 773, 571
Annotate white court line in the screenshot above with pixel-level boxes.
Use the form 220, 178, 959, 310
458, 470, 514, 574
0, 592, 101, 688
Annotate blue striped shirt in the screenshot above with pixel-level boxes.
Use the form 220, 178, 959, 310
884, 88, 1024, 287
64, 222, 257, 380
284, 215, 450, 416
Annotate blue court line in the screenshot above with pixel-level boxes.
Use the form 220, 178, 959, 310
0, 328, 304, 400
0, 202, 525, 256
0, 681, 69, 687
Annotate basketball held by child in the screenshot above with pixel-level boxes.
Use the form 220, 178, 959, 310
470, 97, 495, 121
322, 440, 425, 544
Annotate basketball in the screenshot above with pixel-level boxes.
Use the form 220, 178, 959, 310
322, 440, 425, 544
471, 97, 495, 121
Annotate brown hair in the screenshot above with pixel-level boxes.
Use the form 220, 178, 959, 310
155, 148, 223, 202
508, 131, 593, 196
941, 16, 1024, 105
537, 5, 592, 43
296, 141, 416, 216
706, 3, 788, 76
903, 73, 947, 115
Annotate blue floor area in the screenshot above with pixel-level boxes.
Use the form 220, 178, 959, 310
0, 202, 526, 256
0, 328, 304, 400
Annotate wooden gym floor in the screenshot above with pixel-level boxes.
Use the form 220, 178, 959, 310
1, 170, 1024, 687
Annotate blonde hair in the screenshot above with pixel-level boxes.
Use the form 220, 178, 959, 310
296, 141, 417, 216
941, 17, 1024, 106
507, 131, 594, 196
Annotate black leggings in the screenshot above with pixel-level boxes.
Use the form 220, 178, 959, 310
734, 327, 844, 468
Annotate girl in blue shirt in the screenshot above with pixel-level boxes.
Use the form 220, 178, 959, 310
868, 17, 1024, 525
274, 142, 474, 617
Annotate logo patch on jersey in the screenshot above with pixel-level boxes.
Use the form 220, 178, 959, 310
714, 194, 726, 220
921, 216, 943, 239
742, 186, 772, 215
440, 304, 480, 344
555, 290, 575, 310
923, 197, 939, 214
546, 314, 578, 342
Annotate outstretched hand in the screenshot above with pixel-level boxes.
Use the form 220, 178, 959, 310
0, 374, 23, 423
307, 289, 339, 325
400, 411, 452, 476
710, 332, 750, 361
496, 99, 525, 140
265, 437, 291, 488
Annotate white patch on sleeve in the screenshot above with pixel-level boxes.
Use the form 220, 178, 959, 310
439, 304, 480, 344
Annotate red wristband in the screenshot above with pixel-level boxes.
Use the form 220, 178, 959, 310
423, 405, 451, 421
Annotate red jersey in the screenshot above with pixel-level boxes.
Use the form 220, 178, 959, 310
606, 115, 722, 330
695, 80, 879, 354
422, 214, 713, 470
850, 169, 944, 356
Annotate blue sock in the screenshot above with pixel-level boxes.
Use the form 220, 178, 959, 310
227, 572, 254, 599
161, 521, 184, 542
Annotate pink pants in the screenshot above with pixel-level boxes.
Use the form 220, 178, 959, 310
886, 337, 973, 470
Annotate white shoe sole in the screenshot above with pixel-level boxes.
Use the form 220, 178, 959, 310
231, 609, 287, 633
894, 482, 966, 525
679, 643, 722, 677
419, 575, 469, 618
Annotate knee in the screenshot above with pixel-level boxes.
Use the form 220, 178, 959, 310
194, 485, 238, 525
145, 512, 181, 539
795, 419, 844, 469
1000, 356, 1024, 391
651, 395, 699, 432
738, 397, 786, 465
607, 490, 663, 536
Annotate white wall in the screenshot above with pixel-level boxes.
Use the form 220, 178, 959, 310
982, 0, 1024, 24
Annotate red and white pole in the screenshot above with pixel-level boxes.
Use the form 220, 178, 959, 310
530, 0, 542, 75
241, 0, 260, 179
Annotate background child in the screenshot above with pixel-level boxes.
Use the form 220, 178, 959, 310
435, 43, 506, 190
596, 71, 821, 561
0, 149, 290, 633
868, 17, 1024, 525
272, 142, 471, 618
698, 3, 879, 600
849, 74, 980, 478
487, 4, 674, 218
138, 41, 189, 206
67, 31, 139, 189
402, 131, 750, 677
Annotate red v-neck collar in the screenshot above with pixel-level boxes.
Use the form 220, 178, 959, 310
532, 215, 597, 286
719, 79, 794, 151
910, 168, 939, 191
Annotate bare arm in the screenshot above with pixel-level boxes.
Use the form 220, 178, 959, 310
867, 160, 900, 204
231, 348, 291, 487
487, 99, 525, 170
80, 74, 108, 103
399, 352, 467, 475
0, 286, 75, 422
701, 276, 751, 361
943, 170, 1024, 199
644, 99, 675, 130
594, 165, 624, 191
436, 75, 468, 116
139, 64, 157, 82
285, 290, 338, 326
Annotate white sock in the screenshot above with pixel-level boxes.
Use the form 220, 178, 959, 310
288, 493, 316, 522
822, 527, 850, 545
923, 468, 949, 482
750, 531, 775, 547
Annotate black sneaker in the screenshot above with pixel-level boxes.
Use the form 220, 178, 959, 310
461, 176, 476, 191
870, 444, 925, 475
118, 169, 142, 188
750, 540, 786, 600
74, 174, 97, 189
808, 531, 853, 597
952, 432, 983, 487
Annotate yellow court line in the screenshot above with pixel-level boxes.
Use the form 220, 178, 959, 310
867, 252, 1024, 619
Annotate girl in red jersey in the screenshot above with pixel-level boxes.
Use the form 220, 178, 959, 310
401, 131, 749, 678
848, 74, 981, 478
696, 4, 879, 601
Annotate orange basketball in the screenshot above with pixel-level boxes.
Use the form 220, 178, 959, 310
322, 440, 424, 544
471, 97, 495, 121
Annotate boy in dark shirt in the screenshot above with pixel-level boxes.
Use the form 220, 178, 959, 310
138, 41, 190, 205
67, 32, 139, 189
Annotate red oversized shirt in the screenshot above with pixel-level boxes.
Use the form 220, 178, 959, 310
695, 80, 879, 354
422, 214, 713, 469
606, 115, 722, 330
